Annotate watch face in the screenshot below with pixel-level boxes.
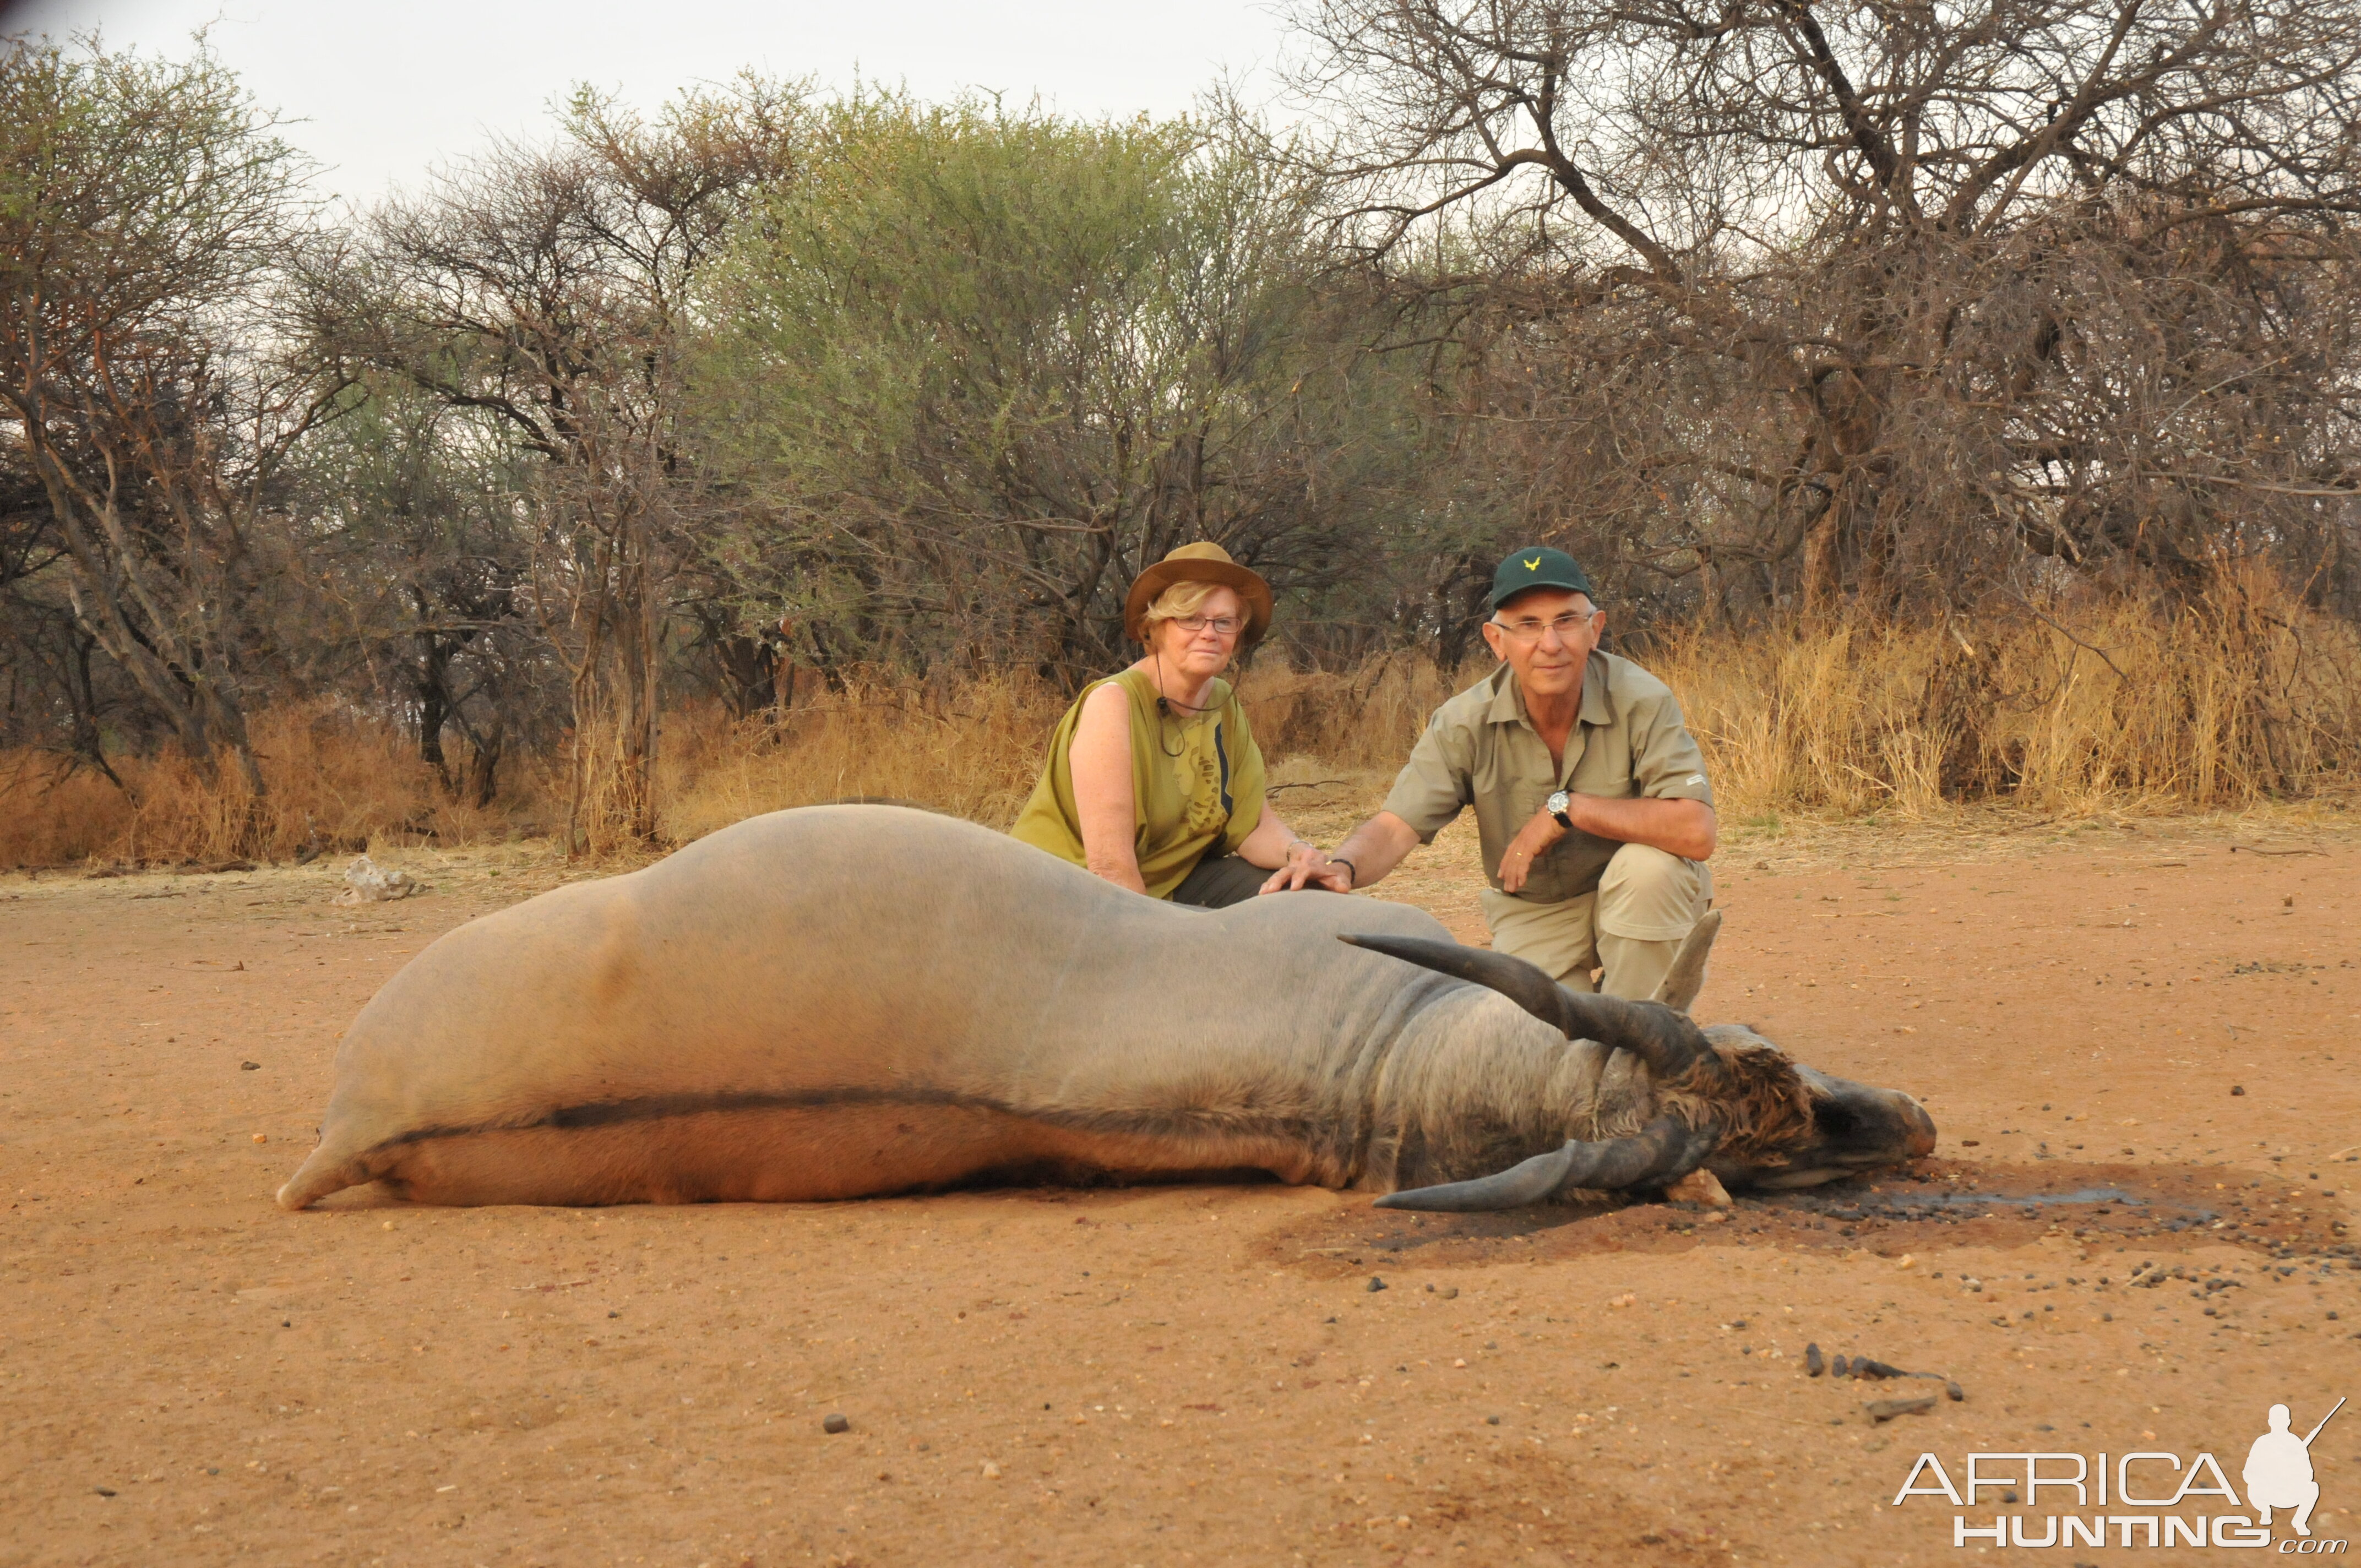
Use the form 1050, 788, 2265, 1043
1547, 790, 1571, 814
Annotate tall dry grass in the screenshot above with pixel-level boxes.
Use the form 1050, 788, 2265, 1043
1653, 570, 2361, 818
656, 672, 1070, 842
649, 654, 1466, 843
0, 703, 532, 870
3, 579, 2353, 869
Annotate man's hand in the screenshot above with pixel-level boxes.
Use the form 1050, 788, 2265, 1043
1496, 808, 1568, 894
1260, 840, 1351, 895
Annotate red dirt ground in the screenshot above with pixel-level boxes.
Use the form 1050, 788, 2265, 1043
4, 808, 2358, 1567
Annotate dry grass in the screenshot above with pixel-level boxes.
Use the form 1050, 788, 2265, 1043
0, 703, 531, 870
3, 580, 2354, 869
1653, 568, 2360, 821
656, 672, 1068, 841
652, 654, 1471, 843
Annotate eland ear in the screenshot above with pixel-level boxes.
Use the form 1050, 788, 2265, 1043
1649, 910, 1722, 1014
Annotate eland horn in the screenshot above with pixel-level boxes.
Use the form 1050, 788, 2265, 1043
1374, 1117, 1718, 1212
1340, 934, 1723, 1085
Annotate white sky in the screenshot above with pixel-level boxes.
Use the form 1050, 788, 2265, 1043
7, 0, 1296, 203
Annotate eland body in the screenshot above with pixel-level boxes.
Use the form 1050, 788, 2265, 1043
277, 805, 1933, 1212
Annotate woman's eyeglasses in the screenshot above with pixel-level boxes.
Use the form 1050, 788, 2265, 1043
1171, 614, 1244, 638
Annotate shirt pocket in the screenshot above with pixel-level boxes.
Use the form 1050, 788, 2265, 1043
1571, 733, 1636, 801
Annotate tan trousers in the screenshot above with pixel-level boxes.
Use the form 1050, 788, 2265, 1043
1478, 843, 1711, 999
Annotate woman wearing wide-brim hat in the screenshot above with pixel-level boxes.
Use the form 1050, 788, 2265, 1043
1010, 542, 1340, 906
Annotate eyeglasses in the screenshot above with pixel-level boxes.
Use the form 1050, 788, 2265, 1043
1490, 611, 1598, 644
1171, 614, 1244, 638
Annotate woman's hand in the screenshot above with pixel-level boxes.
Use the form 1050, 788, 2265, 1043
1238, 809, 1337, 892
1259, 839, 1351, 895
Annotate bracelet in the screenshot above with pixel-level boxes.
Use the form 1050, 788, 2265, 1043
1329, 857, 1357, 888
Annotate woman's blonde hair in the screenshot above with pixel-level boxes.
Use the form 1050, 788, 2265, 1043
1139, 578, 1231, 636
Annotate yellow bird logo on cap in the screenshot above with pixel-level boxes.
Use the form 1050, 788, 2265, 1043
1522, 557, 1541, 570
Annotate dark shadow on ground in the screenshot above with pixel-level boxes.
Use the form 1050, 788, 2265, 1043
1258, 1159, 2357, 1276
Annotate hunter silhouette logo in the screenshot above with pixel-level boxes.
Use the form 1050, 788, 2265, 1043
1522, 556, 1541, 570
2249, 1398, 2342, 1537
1891, 1395, 2349, 1549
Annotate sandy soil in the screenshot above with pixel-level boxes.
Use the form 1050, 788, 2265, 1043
6, 804, 2360, 1567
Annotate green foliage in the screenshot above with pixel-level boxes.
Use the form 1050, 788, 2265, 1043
0, 36, 304, 328
690, 94, 1460, 682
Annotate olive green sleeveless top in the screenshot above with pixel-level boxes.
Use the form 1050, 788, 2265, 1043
1010, 667, 1266, 899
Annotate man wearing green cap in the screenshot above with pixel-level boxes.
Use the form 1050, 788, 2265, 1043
1266, 547, 1716, 999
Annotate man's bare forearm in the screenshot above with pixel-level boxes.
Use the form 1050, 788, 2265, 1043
1327, 811, 1423, 889
1563, 795, 1717, 861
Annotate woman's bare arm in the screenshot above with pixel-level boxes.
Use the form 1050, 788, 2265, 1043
1069, 683, 1146, 894
1234, 805, 1313, 870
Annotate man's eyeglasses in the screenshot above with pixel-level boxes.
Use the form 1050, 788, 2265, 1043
1490, 611, 1598, 644
1172, 614, 1244, 638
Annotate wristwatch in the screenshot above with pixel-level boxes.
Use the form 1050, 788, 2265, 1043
1545, 788, 1574, 829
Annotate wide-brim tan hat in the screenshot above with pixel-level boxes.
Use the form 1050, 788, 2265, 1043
1123, 542, 1274, 644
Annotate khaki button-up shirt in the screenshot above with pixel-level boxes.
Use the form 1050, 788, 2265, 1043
1380, 653, 1715, 903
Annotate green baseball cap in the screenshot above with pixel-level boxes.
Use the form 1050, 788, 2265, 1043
1489, 547, 1596, 611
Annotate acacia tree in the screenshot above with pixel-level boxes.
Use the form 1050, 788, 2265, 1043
301, 79, 799, 850
0, 39, 333, 803
693, 97, 1455, 684
0, 445, 126, 777
1281, 0, 2361, 617
282, 382, 556, 805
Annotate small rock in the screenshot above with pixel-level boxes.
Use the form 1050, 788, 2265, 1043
337, 854, 424, 903
251, 1133, 267, 1144
1867, 1394, 1938, 1423
1438, 1287, 1459, 1300
1366, 1276, 1387, 1293
2232, 1085, 2246, 1096
1945, 1380, 1966, 1402
980, 1461, 1001, 1479
240, 1061, 260, 1071
822, 1413, 850, 1434
1832, 1354, 1850, 1378
1485, 1415, 1500, 1426
94, 1487, 116, 1498
1805, 1343, 1824, 1377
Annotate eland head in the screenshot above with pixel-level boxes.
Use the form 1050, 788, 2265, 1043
1341, 912, 1936, 1211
